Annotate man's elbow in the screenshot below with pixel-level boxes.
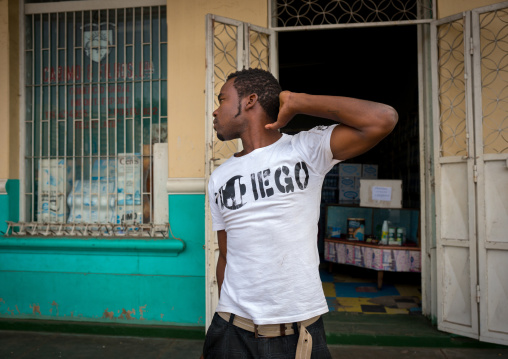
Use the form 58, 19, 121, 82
378, 105, 398, 136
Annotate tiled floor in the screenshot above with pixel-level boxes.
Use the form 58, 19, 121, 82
321, 264, 422, 315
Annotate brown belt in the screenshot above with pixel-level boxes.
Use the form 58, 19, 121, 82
218, 312, 318, 359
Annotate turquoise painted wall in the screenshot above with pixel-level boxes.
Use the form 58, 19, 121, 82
0, 179, 19, 235
0, 192, 206, 326
0, 192, 8, 235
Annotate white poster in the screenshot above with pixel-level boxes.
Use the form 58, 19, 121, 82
372, 186, 392, 201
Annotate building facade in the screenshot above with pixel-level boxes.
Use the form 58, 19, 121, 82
0, 0, 507, 346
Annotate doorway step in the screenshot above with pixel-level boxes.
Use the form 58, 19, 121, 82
322, 311, 504, 349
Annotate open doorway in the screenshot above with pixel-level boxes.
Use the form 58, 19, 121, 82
278, 25, 422, 315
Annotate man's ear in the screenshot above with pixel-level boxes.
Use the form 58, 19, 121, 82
245, 93, 258, 110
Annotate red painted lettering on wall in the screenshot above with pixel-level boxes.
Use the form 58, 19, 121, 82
42, 62, 154, 83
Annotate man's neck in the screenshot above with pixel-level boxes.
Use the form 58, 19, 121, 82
235, 129, 282, 157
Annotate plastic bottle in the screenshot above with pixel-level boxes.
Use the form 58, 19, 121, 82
388, 227, 396, 245
380, 220, 389, 245
397, 227, 406, 245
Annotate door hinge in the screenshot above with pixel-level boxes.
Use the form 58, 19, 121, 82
473, 165, 478, 183
476, 285, 481, 303
470, 37, 474, 55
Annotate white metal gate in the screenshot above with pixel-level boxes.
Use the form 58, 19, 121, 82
472, 3, 508, 346
432, 11, 479, 340
204, 14, 277, 329
432, 2, 508, 345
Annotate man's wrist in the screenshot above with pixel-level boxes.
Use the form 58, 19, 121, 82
289, 92, 312, 115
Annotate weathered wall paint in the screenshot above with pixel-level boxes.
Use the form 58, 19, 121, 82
166, 0, 267, 178
0, 271, 205, 324
0, 194, 205, 325
437, 0, 504, 18
0, 271, 205, 325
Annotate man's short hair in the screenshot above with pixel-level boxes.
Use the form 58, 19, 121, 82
227, 68, 282, 122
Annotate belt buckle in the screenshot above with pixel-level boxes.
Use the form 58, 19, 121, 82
254, 325, 270, 338
254, 323, 287, 338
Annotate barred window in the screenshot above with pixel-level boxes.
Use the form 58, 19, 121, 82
24, 6, 167, 229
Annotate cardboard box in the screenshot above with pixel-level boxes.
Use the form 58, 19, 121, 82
116, 205, 143, 224
362, 164, 378, 179
339, 163, 361, 177
339, 176, 359, 204
117, 154, 142, 206
359, 179, 402, 208
353, 177, 360, 204
38, 159, 72, 223
67, 179, 117, 223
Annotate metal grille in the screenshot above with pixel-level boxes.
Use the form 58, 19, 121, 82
212, 20, 241, 161
479, 9, 508, 154
248, 28, 270, 70
23, 6, 167, 233
272, 0, 433, 28
436, 19, 468, 157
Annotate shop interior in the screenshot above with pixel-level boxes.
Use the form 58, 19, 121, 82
278, 25, 422, 315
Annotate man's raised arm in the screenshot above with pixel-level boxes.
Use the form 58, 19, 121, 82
266, 91, 398, 160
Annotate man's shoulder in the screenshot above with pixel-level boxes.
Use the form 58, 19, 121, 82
209, 156, 237, 180
298, 125, 334, 136
312, 125, 332, 132
291, 125, 336, 143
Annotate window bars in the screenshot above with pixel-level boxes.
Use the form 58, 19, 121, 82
20, 6, 168, 236
271, 0, 434, 29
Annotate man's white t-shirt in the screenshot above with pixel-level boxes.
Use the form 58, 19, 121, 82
208, 125, 340, 325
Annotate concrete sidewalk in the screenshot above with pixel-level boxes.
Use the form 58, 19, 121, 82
2, 330, 508, 359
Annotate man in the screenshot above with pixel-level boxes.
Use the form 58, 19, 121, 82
203, 68, 397, 358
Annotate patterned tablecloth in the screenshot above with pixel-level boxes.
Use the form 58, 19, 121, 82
324, 240, 421, 273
